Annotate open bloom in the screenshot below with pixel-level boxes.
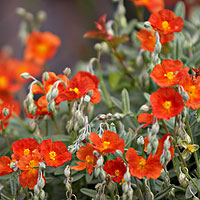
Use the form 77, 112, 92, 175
150, 59, 189, 87
150, 88, 184, 120
88, 130, 125, 154
103, 157, 127, 183
137, 112, 155, 128
25, 31, 61, 65
71, 143, 97, 175
126, 148, 163, 179
17, 150, 42, 190
11, 138, 40, 160
180, 75, 200, 110
59, 71, 101, 104
148, 9, 184, 35
84, 14, 129, 48
132, 0, 164, 13
0, 156, 14, 176
40, 139, 72, 167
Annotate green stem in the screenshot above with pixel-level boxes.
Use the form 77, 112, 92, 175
45, 119, 48, 136
51, 115, 61, 134
172, 157, 180, 178
134, 177, 144, 200
160, 119, 169, 133
96, 54, 113, 111
1, 121, 11, 153
185, 118, 200, 178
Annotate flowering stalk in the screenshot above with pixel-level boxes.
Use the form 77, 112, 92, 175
1, 121, 11, 153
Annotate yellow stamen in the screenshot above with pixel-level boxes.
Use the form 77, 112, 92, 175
115, 170, 120, 177
29, 160, 36, 168
139, 158, 146, 167
36, 44, 47, 54
164, 72, 174, 81
69, 87, 80, 95
162, 21, 170, 31
188, 145, 195, 153
103, 141, 110, 149
163, 101, 172, 110
189, 85, 196, 96
49, 151, 57, 161
0, 76, 8, 89
24, 148, 30, 155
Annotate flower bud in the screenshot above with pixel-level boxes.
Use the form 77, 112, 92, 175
63, 67, 71, 76
123, 169, 131, 182
100, 169, 106, 180
165, 150, 171, 163
2, 108, 9, 117
16, 7, 26, 17
164, 137, 171, 151
144, 21, 151, 28
65, 182, 71, 191
139, 104, 150, 112
94, 43, 101, 51
127, 188, 133, 199
39, 162, 46, 169
74, 122, 80, 132
42, 72, 49, 81
64, 165, 71, 177
94, 167, 100, 177
97, 156, 104, 167
33, 195, 39, 200
66, 119, 73, 133
151, 121, 159, 135
137, 136, 144, 145
152, 138, 158, 156
84, 95, 91, 103
160, 154, 165, 165
26, 12, 34, 21
179, 170, 188, 187
51, 88, 59, 99
34, 185, 40, 196
37, 11, 47, 22
39, 190, 45, 200
122, 182, 129, 193
147, 143, 152, 154
21, 72, 31, 80
38, 176, 45, 189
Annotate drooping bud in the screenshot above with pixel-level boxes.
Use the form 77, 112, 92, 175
63, 67, 71, 76
2, 108, 9, 117
37, 11, 47, 23
64, 165, 71, 177
42, 72, 49, 81
137, 136, 144, 145
97, 156, 104, 167
39, 190, 45, 200
139, 104, 150, 112
21, 72, 31, 80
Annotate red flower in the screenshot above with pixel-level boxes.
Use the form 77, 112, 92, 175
25, 31, 61, 65
17, 150, 42, 190
0, 156, 14, 176
150, 59, 189, 87
84, 14, 129, 48
148, 9, 184, 35
150, 88, 184, 120
126, 148, 163, 179
137, 113, 154, 128
40, 139, 72, 167
71, 143, 97, 175
144, 133, 175, 160
132, 0, 164, 13
11, 138, 40, 160
103, 157, 127, 183
180, 76, 200, 110
60, 71, 101, 104
88, 130, 125, 154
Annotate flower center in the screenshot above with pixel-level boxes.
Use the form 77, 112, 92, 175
0, 76, 8, 89
139, 158, 146, 167
27, 160, 36, 168
188, 145, 195, 153
69, 87, 80, 95
36, 43, 47, 55
164, 72, 174, 81
163, 101, 172, 110
24, 148, 30, 155
103, 141, 110, 149
115, 170, 120, 177
86, 155, 94, 164
189, 85, 196, 96
49, 151, 57, 161
142, 0, 149, 4
162, 21, 170, 31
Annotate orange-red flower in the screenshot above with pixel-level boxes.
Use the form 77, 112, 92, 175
150, 59, 189, 87
150, 88, 184, 120
11, 138, 40, 160
71, 143, 97, 175
144, 133, 175, 160
180, 75, 200, 110
25, 31, 61, 65
0, 156, 14, 176
148, 9, 184, 35
84, 14, 129, 48
126, 148, 163, 179
137, 113, 154, 128
132, 0, 164, 13
103, 157, 127, 183
60, 71, 101, 104
40, 139, 72, 167
88, 130, 125, 154
17, 150, 42, 190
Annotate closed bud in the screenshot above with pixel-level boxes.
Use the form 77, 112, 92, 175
37, 11, 47, 22
127, 188, 133, 199
38, 176, 45, 189
107, 181, 115, 192
151, 121, 159, 135
122, 193, 128, 200
29, 120, 37, 132
122, 182, 129, 193
160, 154, 165, 165
49, 101, 56, 112
34, 185, 40, 196
139, 104, 150, 112
137, 136, 144, 145
33, 195, 39, 200
26, 12, 33, 21
97, 156, 104, 167
66, 119, 73, 133
101, 42, 109, 53
63, 67, 71, 76
64, 165, 71, 177
100, 169, 106, 180
179, 169, 188, 187
152, 138, 158, 155
74, 122, 80, 132
39, 190, 45, 200
164, 137, 171, 151
51, 88, 59, 99
21, 72, 31, 80
10, 161, 17, 169
123, 169, 130, 182
93, 150, 99, 157
94, 167, 100, 177
65, 182, 71, 191
39, 162, 46, 169
46, 92, 52, 102
42, 72, 49, 81
144, 21, 151, 28
147, 143, 152, 154
2, 108, 9, 117
94, 43, 101, 51
16, 7, 26, 17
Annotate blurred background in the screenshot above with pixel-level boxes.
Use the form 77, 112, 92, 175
0, 0, 199, 73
